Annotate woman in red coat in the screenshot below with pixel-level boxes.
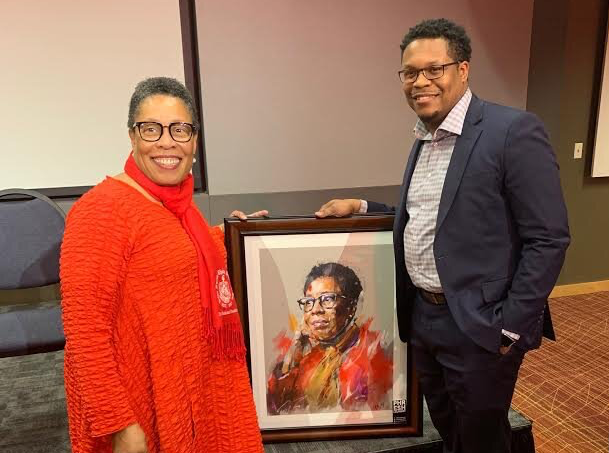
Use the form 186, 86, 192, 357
60, 77, 265, 453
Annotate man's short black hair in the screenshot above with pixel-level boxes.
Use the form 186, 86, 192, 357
400, 18, 471, 62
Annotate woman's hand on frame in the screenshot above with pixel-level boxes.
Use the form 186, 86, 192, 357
217, 209, 269, 231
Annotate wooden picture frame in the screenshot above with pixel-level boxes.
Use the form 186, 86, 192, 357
224, 215, 422, 443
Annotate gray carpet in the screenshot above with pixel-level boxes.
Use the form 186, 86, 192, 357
0, 351, 69, 453
0, 349, 532, 453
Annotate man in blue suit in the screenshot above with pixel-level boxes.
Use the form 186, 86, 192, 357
316, 18, 570, 453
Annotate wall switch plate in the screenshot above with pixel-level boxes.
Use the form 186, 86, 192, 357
574, 142, 583, 159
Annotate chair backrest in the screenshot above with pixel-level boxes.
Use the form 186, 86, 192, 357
0, 189, 66, 290
0, 306, 65, 357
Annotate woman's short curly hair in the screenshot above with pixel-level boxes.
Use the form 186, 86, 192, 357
400, 18, 471, 62
127, 77, 200, 129
303, 262, 363, 305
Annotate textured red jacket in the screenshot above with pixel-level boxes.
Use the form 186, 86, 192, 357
60, 178, 263, 453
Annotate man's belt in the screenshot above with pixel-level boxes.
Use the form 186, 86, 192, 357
418, 288, 447, 305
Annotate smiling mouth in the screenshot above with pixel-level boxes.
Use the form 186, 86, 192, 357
151, 156, 182, 170
412, 93, 439, 103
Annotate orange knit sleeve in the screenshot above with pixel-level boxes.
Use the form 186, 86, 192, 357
60, 193, 137, 437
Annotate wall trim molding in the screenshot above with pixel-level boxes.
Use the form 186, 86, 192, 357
550, 280, 609, 298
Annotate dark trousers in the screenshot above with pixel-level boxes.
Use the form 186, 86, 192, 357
411, 291, 525, 453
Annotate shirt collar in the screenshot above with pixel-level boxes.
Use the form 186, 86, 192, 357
413, 88, 472, 141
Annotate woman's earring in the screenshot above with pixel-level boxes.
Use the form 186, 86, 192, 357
193, 156, 197, 163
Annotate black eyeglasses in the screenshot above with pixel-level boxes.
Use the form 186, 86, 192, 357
297, 293, 347, 312
133, 122, 196, 143
398, 61, 460, 84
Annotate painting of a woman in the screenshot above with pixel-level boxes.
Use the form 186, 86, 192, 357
266, 262, 393, 415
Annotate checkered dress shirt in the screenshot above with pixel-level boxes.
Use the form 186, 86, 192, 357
404, 88, 472, 293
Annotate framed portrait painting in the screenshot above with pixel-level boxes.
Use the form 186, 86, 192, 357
224, 215, 421, 442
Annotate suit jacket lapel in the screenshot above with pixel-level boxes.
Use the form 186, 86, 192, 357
435, 96, 484, 233
396, 139, 423, 224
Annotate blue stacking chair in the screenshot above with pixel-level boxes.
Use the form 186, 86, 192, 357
0, 189, 66, 357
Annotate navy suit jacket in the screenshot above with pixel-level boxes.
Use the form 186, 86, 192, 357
368, 95, 570, 353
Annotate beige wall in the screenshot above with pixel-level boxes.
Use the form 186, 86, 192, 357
197, 0, 534, 195
0, 0, 184, 190
0, 0, 534, 195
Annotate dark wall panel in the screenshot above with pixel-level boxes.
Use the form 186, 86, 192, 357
528, 0, 609, 284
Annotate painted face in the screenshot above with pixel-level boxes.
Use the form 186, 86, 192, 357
401, 38, 469, 133
303, 276, 353, 342
129, 94, 197, 186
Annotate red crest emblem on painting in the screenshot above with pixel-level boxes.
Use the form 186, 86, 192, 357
215, 269, 234, 309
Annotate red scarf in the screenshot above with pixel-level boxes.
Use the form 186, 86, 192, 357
124, 154, 245, 362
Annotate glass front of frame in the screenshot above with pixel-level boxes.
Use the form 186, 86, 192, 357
243, 231, 407, 431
